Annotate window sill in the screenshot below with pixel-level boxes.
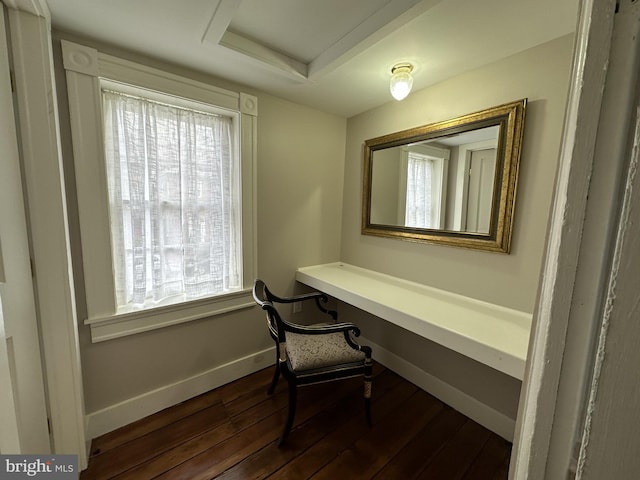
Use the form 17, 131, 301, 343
84, 289, 256, 343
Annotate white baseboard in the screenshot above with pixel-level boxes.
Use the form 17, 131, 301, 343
363, 337, 516, 441
85, 346, 275, 441
85, 341, 516, 442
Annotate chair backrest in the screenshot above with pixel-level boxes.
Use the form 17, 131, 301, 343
252, 279, 283, 340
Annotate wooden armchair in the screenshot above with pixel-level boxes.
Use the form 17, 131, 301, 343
252, 279, 373, 446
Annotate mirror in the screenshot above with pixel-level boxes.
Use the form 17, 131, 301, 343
362, 99, 526, 253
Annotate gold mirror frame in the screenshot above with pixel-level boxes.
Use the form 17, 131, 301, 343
362, 99, 526, 253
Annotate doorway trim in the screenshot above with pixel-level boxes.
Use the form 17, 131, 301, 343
7, 4, 87, 468
510, 0, 618, 477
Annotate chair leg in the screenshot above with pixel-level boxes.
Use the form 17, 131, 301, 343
278, 380, 297, 447
364, 378, 372, 426
364, 357, 373, 426
267, 360, 280, 395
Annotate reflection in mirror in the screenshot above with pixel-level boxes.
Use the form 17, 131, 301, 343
370, 125, 499, 234
362, 100, 526, 253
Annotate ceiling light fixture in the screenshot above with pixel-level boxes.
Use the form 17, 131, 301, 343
389, 63, 414, 101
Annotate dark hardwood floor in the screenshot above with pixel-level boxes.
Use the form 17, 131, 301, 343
80, 364, 511, 479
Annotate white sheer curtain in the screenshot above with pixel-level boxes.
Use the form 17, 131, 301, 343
405, 153, 433, 228
103, 90, 241, 308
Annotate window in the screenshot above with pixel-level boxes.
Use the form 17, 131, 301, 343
62, 40, 257, 342
405, 152, 435, 228
103, 89, 242, 309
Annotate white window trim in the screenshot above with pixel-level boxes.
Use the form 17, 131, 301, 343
399, 144, 449, 229
61, 40, 258, 343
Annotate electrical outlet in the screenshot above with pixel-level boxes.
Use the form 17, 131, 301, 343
292, 301, 302, 313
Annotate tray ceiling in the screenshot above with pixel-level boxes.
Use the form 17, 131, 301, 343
45, 0, 579, 117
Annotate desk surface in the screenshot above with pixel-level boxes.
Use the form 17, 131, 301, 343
296, 262, 531, 380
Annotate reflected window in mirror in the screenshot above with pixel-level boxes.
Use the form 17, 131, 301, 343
404, 144, 448, 229
370, 143, 449, 229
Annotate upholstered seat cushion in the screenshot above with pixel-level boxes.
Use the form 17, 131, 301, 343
285, 330, 366, 371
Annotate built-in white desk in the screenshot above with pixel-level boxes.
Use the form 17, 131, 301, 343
296, 262, 531, 380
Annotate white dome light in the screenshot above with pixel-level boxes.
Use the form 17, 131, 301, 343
389, 63, 414, 101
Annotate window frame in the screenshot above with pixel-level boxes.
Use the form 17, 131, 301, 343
61, 40, 257, 343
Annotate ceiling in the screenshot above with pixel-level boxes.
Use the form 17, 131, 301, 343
44, 0, 579, 118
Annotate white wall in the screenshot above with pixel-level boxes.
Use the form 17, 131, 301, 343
256, 94, 346, 294
340, 35, 575, 426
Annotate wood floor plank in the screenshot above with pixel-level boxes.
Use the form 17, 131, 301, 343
88, 389, 221, 457
217, 408, 345, 480
462, 434, 512, 480
371, 405, 468, 479
154, 408, 285, 480
416, 419, 493, 480
154, 372, 369, 479
222, 374, 292, 419
111, 386, 290, 479
217, 366, 277, 404
492, 451, 511, 480
217, 368, 399, 480
309, 389, 444, 480
111, 421, 238, 480
80, 402, 229, 480
226, 385, 290, 431
269, 370, 414, 480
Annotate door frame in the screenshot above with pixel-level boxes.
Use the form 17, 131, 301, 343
5, 1, 88, 468
0, 2, 50, 454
